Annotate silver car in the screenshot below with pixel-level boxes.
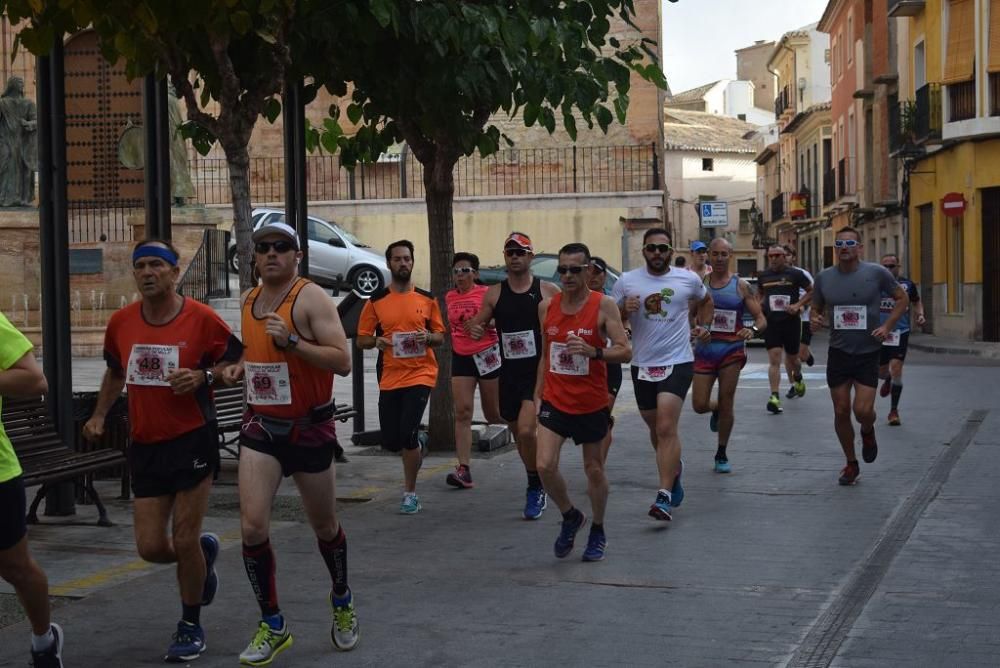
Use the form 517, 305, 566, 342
230, 208, 390, 296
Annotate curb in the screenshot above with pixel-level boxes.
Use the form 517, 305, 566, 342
909, 339, 1000, 359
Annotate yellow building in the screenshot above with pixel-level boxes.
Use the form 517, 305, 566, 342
892, 0, 1000, 341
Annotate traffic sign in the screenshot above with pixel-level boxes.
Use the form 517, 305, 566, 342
941, 192, 966, 217
700, 201, 728, 228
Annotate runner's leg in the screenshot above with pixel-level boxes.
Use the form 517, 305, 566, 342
598, 392, 617, 464
767, 346, 782, 394
133, 494, 177, 564
581, 441, 608, 525
171, 475, 213, 611
716, 363, 741, 450
690, 373, 717, 415
535, 425, 569, 512
652, 392, 685, 490
478, 377, 502, 425
853, 384, 877, 432
451, 375, 477, 468
514, 399, 539, 475
239, 447, 284, 618
0, 537, 50, 634
830, 382, 858, 461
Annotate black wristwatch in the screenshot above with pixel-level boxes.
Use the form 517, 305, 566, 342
276, 333, 300, 350
593, 347, 604, 360
203, 369, 215, 386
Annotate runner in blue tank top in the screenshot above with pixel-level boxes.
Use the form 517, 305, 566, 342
691, 238, 766, 473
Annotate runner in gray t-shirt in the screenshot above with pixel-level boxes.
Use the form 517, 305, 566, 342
811, 227, 908, 487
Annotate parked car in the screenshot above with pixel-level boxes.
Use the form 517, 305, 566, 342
229, 208, 390, 296
477, 253, 620, 293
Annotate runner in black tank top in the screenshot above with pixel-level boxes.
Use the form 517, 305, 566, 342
494, 276, 544, 376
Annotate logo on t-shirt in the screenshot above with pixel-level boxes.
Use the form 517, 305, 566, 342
643, 288, 675, 318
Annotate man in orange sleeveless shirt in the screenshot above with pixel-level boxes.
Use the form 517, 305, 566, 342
83, 239, 242, 662
357, 240, 446, 515
221, 222, 359, 665
535, 243, 631, 562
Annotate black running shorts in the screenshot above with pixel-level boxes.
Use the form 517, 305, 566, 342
0, 475, 27, 551
826, 347, 880, 389
377, 385, 431, 452
630, 362, 695, 411
499, 369, 537, 423
878, 332, 910, 365
607, 362, 623, 397
451, 351, 501, 380
129, 422, 219, 498
538, 401, 609, 445
765, 316, 802, 355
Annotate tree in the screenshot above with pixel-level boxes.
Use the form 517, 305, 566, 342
302, 0, 667, 448
1, 0, 337, 290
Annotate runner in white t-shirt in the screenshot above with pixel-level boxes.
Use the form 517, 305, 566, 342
611, 228, 713, 522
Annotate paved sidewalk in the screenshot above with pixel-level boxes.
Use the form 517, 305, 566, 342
907, 332, 1000, 358
1, 346, 998, 666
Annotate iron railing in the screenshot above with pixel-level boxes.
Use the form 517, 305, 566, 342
189, 144, 659, 205
68, 201, 143, 243
177, 229, 231, 303
823, 168, 836, 205
774, 85, 792, 119
948, 80, 976, 122
992, 74, 1000, 116
770, 193, 785, 222
837, 157, 857, 197
914, 83, 942, 141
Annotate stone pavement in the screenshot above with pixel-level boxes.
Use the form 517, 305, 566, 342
908, 331, 1000, 359
1, 341, 999, 667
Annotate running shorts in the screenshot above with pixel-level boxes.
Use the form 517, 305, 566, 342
240, 411, 340, 477
879, 332, 910, 365
0, 476, 26, 551
764, 316, 802, 355
826, 347, 880, 389
538, 401, 609, 445
499, 367, 537, 423
630, 362, 695, 411
694, 340, 748, 375
607, 362, 623, 397
377, 385, 431, 452
129, 422, 219, 498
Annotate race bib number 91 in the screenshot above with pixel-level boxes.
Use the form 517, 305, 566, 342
126, 344, 179, 387
549, 342, 588, 376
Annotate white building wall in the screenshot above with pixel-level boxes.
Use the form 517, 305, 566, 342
804, 30, 833, 107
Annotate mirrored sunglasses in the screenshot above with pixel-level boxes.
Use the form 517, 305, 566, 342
834, 239, 859, 248
452, 266, 475, 275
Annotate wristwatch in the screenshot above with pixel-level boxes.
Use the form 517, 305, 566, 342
275, 333, 300, 350
204, 369, 215, 386
593, 347, 604, 360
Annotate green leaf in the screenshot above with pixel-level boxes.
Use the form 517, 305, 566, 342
523, 101, 540, 127
320, 131, 339, 154
476, 133, 497, 158
562, 112, 577, 140
256, 29, 277, 44
264, 97, 281, 123
370, 0, 393, 28
594, 105, 613, 132
346, 103, 363, 124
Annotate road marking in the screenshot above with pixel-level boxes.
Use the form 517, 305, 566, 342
49, 559, 152, 597
783, 409, 988, 668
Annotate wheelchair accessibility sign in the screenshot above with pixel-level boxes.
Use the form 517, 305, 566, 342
700, 202, 728, 228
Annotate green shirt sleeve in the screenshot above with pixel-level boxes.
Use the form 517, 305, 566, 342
0, 311, 32, 372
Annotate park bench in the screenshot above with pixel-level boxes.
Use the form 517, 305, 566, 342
213, 383, 357, 460
4, 396, 127, 527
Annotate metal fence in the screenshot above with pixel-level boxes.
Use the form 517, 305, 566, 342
177, 229, 231, 303
68, 201, 143, 243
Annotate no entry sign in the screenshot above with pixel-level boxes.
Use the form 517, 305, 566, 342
941, 192, 966, 217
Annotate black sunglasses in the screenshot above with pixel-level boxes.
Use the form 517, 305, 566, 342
556, 264, 589, 275
255, 240, 296, 254
644, 243, 672, 254
882, 264, 897, 269
452, 266, 475, 274
504, 248, 528, 257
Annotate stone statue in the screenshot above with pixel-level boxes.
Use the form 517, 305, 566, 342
0, 76, 37, 207
168, 85, 195, 205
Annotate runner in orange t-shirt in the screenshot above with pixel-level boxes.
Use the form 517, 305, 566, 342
535, 243, 630, 563
83, 239, 242, 662
358, 240, 445, 514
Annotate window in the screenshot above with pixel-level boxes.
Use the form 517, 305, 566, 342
739, 208, 751, 233
915, 41, 927, 90
702, 158, 714, 171
308, 220, 345, 247
848, 14, 854, 63
989, 0, 1000, 76
948, 217, 965, 312
738, 113, 746, 121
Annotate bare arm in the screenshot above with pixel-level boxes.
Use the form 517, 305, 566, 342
739, 279, 767, 336
82, 367, 126, 441
690, 293, 714, 343
0, 351, 47, 397
292, 283, 352, 375
533, 299, 551, 405
463, 283, 501, 337
599, 297, 632, 364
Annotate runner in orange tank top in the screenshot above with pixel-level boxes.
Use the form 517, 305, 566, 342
534, 243, 631, 563
220, 222, 360, 663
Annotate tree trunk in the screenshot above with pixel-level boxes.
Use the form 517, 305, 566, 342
223, 144, 255, 291
423, 152, 458, 451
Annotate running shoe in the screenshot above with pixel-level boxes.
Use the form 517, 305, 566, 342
30, 623, 63, 668
713, 457, 732, 474
709, 409, 719, 433
888, 409, 901, 426
767, 395, 783, 414
785, 386, 797, 399
879, 377, 892, 398
554, 509, 587, 558
330, 589, 360, 652
200, 532, 220, 606
445, 465, 474, 489
794, 380, 806, 397
670, 460, 684, 507
399, 492, 422, 515
240, 620, 293, 666
648, 491, 672, 521
165, 621, 206, 663
523, 487, 547, 520
581, 530, 607, 562
861, 428, 878, 463
838, 462, 861, 486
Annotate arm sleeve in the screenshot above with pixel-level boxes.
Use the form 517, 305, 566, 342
358, 301, 377, 337
691, 273, 707, 300
610, 275, 626, 304
0, 312, 32, 371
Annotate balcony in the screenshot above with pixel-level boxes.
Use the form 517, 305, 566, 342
823, 168, 836, 205
914, 83, 942, 142
887, 0, 925, 17
774, 85, 792, 120
947, 80, 976, 122
770, 193, 785, 222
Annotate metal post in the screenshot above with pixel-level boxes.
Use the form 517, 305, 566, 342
38, 42, 75, 515
283, 78, 309, 276
399, 145, 408, 198
351, 345, 365, 435
652, 142, 660, 190
572, 145, 578, 193
143, 76, 171, 240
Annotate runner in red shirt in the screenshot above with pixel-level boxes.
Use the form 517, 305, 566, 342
83, 239, 242, 662
444, 252, 502, 488
535, 243, 631, 562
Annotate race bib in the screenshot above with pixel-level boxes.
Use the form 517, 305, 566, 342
769, 294, 791, 312
637, 365, 673, 382
392, 331, 426, 359
883, 330, 902, 347
501, 330, 537, 359
245, 362, 292, 405
833, 305, 867, 330
126, 344, 179, 387
711, 309, 738, 333
472, 343, 502, 375
549, 342, 589, 376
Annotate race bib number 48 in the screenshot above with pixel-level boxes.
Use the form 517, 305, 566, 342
245, 362, 292, 405
834, 305, 867, 330
126, 344, 179, 387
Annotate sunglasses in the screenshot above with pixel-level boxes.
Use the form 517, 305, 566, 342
834, 239, 859, 248
255, 240, 296, 254
504, 248, 528, 257
644, 243, 672, 254
452, 266, 475, 275
556, 264, 589, 275
882, 264, 897, 269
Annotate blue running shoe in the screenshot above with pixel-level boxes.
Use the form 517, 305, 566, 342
581, 530, 607, 562
709, 410, 719, 433
554, 510, 587, 558
714, 458, 732, 474
648, 491, 672, 521
523, 487, 547, 520
200, 532, 220, 606
165, 621, 206, 663
670, 460, 684, 508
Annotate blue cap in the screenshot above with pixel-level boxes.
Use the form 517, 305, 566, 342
690, 241, 708, 252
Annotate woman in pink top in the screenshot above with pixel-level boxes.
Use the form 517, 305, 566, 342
444, 252, 502, 488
